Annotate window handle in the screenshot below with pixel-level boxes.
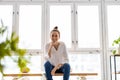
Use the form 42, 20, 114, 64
76, 11, 77, 14
71, 10, 73, 13
13, 12, 15, 15
72, 41, 74, 43
17, 11, 19, 15
76, 41, 78, 44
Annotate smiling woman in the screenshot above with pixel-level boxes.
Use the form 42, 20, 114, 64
44, 26, 70, 80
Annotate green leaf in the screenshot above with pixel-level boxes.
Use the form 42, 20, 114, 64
0, 63, 4, 75
17, 49, 26, 56
0, 20, 7, 35
112, 50, 116, 55
18, 57, 28, 70
18, 57, 26, 68
112, 37, 120, 46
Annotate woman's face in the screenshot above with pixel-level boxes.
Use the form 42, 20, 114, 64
50, 31, 60, 42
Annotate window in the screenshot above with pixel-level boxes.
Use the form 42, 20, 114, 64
3, 55, 42, 73
0, 1, 113, 80
69, 53, 101, 80
19, 5, 42, 49
69, 53, 101, 73
107, 5, 120, 48
77, 5, 100, 48
0, 5, 13, 42
49, 5, 72, 48
3, 55, 42, 80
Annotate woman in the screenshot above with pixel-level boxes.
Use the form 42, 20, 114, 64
44, 26, 70, 80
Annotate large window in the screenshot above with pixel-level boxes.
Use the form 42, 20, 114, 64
3, 55, 42, 80
0, 1, 115, 80
77, 5, 100, 48
107, 5, 120, 48
3, 55, 42, 74
49, 5, 72, 48
19, 5, 42, 49
0, 5, 13, 42
69, 53, 100, 73
69, 53, 101, 80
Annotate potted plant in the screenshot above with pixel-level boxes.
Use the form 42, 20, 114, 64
0, 20, 30, 79
112, 36, 120, 55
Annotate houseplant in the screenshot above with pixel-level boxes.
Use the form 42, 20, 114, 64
0, 20, 30, 78
112, 36, 120, 55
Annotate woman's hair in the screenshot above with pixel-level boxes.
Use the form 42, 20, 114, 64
51, 26, 60, 37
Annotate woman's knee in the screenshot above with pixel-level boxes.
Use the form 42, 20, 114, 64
44, 61, 51, 68
63, 63, 70, 69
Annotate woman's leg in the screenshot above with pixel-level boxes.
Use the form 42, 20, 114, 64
44, 61, 53, 80
61, 63, 70, 80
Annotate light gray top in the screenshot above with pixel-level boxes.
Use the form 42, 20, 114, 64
45, 41, 69, 66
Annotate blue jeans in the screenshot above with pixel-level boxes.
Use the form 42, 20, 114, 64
44, 61, 70, 80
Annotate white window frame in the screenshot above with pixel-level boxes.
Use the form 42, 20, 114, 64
16, 2, 44, 53
0, 1, 117, 80
105, 3, 120, 80
106, 0, 120, 52
75, 3, 102, 52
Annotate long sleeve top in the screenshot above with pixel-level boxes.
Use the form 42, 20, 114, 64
45, 41, 69, 66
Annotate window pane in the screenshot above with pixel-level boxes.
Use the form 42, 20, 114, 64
3, 55, 42, 73
69, 53, 101, 80
107, 5, 120, 48
50, 5, 71, 48
0, 5, 13, 42
19, 5, 42, 49
78, 5, 100, 48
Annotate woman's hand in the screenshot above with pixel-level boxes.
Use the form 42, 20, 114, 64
48, 42, 57, 58
51, 67, 57, 76
50, 42, 58, 46
51, 64, 63, 76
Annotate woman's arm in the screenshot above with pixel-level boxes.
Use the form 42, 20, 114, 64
51, 64, 63, 76
48, 42, 58, 58
47, 43, 53, 58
